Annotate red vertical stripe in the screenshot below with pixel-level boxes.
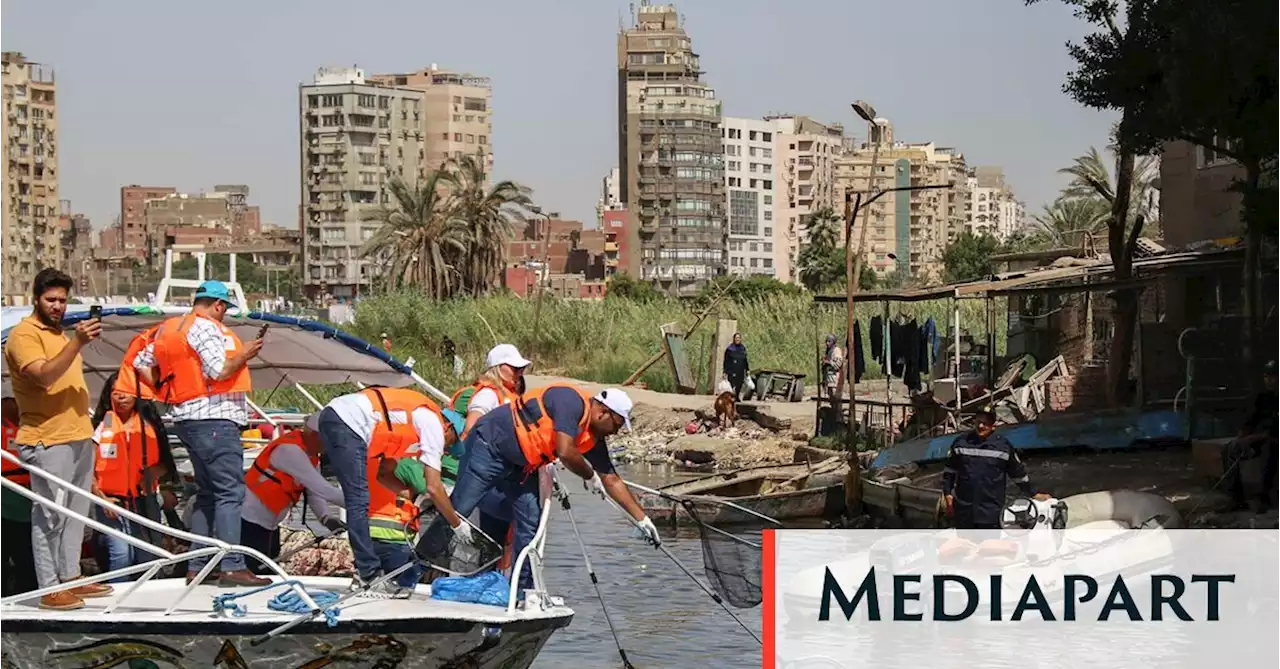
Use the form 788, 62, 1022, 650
762, 527, 776, 669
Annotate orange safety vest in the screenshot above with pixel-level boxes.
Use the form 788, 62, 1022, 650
362, 387, 443, 460
450, 379, 519, 412
94, 411, 161, 498
151, 313, 252, 405
511, 385, 598, 473
245, 430, 318, 515
367, 464, 420, 535
114, 326, 160, 400
1, 420, 29, 487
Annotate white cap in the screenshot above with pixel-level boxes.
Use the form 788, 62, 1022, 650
593, 388, 633, 431
485, 343, 531, 370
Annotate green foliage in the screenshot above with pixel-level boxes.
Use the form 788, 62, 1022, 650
795, 205, 876, 293
942, 231, 1002, 283
605, 273, 663, 304
696, 275, 804, 305
170, 256, 301, 300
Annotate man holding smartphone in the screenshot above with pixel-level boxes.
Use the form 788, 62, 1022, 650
3, 269, 104, 610
134, 280, 265, 586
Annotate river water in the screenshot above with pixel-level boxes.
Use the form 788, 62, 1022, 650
531, 464, 763, 669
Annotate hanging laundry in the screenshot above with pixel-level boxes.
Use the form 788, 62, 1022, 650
852, 321, 867, 383
901, 318, 921, 389
923, 316, 939, 366
870, 315, 885, 366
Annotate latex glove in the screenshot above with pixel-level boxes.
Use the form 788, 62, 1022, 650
320, 515, 346, 533
452, 519, 474, 545
634, 516, 661, 547
584, 472, 606, 500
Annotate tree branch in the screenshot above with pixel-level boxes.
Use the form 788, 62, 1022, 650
1178, 133, 1245, 163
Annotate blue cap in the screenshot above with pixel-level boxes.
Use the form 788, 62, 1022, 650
441, 408, 467, 436
193, 280, 235, 305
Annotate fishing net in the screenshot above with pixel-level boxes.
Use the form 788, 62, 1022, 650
412, 505, 505, 577
677, 499, 778, 609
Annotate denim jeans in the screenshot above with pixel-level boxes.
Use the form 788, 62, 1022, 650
171, 419, 246, 572
318, 407, 381, 580
449, 433, 541, 589
374, 540, 422, 588
240, 519, 281, 575
96, 501, 163, 583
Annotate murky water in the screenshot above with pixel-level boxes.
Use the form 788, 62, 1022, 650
531, 464, 763, 669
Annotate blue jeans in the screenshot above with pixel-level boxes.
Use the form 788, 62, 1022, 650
449, 433, 541, 589
318, 407, 381, 580
172, 419, 246, 572
374, 540, 422, 588
95, 500, 163, 583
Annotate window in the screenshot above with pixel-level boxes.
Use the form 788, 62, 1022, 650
750, 179, 757, 188
453, 114, 461, 122
321, 94, 343, 107
764, 242, 773, 252
749, 163, 758, 173
763, 180, 773, 189
750, 258, 759, 268
1199, 135, 1241, 168
749, 147, 758, 157
442, 132, 450, 140
464, 97, 487, 112
763, 226, 772, 236
357, 94, 376, 107
478, 135, 488, 145
763, 258, 773, 268
763, 164, 772, 174
466, 134, 475, 143
729, 190, 759, 236
454, 133, 463, 142
763, 194, 773, 205
762, 132, 772, 142
749, 242, 758, 252
762, 147, 772, 158
453, 96, 462, 103
307, 95, 319, 108
764, 210, 773, 221
749, 131, 758, 141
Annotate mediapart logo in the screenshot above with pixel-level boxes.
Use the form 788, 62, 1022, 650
817, 567, 1234, 622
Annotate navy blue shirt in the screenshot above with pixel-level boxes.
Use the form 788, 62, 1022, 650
471, 386, 615, 475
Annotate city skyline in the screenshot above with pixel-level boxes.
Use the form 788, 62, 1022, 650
2, 0, 1117, 236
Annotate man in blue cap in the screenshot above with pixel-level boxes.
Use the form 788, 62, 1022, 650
134, 280, 266, 586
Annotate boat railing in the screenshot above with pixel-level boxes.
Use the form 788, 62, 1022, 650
506, 475, 555, 614
0, 449, 320, 616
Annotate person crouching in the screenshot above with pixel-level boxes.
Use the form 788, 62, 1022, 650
242, 417, 346, 575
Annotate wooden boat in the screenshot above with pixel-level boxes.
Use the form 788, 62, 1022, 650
636, 461, 848, 525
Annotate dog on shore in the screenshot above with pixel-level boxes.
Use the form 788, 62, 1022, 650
714, 390, 738, 430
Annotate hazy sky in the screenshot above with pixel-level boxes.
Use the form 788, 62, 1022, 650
4, 0, 1117, 231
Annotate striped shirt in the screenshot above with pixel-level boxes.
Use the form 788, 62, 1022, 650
133, 315, 249, 426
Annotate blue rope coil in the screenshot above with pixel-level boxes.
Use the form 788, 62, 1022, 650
211, 579, 343, 627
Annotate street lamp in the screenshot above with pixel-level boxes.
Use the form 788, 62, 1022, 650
842, 100, 952, 454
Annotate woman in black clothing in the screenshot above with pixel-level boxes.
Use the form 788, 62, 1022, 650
723, 333, 750, 400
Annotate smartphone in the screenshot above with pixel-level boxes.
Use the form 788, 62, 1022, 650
88, 305, 102, 321
256, 324, 270, 340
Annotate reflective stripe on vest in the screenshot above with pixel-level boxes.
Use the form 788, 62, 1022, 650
1, 422, 29, 487
511, 385, 597, 473
367, 464, 419, 541
95, 411, 161, 497
152, 314, 252, 405
361, 387, 442, 460
245, 431, 317, 515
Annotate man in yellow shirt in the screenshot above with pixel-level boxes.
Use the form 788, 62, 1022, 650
3, 269, 106, 611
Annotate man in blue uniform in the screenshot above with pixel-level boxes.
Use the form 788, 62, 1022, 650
941, 408, 1049, 529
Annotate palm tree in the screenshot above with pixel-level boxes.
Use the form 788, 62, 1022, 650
443, 152, 534, 297
796, 206, 842, 292
1029, 196, 1111, 251
1058, 147, 1160, 234
361, 173, 468, 300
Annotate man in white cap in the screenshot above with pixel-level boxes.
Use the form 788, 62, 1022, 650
448, 383, 657, 590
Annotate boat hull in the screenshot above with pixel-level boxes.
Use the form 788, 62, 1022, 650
639, 482, 846, 525
0, 617, 570, 669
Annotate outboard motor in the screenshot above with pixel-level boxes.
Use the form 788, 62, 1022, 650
1000, 496, 1068, 530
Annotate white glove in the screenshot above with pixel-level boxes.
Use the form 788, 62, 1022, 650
584, 472, 606, 500
451, 518, 474, 545
634, 516, 661, 546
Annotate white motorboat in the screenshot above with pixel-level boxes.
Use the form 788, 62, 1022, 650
0, 452, 573, 668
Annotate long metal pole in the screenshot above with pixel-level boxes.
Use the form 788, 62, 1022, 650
530, 213, 551, 358
846, 132, 882, 439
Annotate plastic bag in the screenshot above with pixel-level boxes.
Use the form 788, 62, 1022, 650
743, 374, 756, 395
430, 570, 511, 607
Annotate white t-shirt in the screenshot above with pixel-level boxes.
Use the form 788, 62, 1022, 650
242, 440, 345, 531
324, 393, 446, 472
467, 387, 504, 415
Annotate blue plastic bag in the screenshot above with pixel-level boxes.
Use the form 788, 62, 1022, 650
430, 571, 511, 607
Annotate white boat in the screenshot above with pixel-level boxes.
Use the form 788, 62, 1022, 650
0, 451, 573, 668
1, 253, 574, 667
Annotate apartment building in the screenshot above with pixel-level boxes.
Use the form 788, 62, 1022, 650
965, 166, 1025, 240
769, 114, 844, 282
120, 185, 178, 260
299, 67, 428, 299
366, 65, 493, 173
836, 119, 968, 281
144, 192, 236, 264
722, 117, 779, 277
618, 2, 726, 294
596, 167, 624, 225
214, 184, 262, 242
2, 52, 60, 300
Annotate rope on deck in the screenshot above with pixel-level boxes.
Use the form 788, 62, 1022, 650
211, 579, 342, 627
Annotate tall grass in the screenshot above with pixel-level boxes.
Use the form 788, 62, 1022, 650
344, 291, 1004, 394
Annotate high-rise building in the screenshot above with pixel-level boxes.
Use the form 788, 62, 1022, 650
618, 2, 726, 294
299, 67, 429, 299
769, 115, 844, 282
366, 65, 493, 173
965, 167, 1025, 240
2, 52, 60, 299
723, 117, 779, 277
597, 167, 624, 225
836, 118, 968, 282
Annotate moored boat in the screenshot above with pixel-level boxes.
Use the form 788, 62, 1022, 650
636, 460, 849, 525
